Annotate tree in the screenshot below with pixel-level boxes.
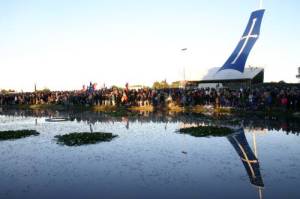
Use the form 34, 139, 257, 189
152, 80, 169, 89
170, 81, 181, 88
152, 81, 161, 89
278, 80, 286, 84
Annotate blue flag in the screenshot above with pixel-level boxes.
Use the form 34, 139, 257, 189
218, 9, 265, 73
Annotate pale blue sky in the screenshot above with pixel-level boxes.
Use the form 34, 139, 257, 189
0, 0, 299, 91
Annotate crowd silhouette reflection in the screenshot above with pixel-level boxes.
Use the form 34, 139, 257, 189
1, 108, 300, 135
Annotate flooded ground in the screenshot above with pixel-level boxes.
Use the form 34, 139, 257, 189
0, 109, 299, 199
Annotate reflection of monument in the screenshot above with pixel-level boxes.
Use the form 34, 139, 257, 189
228, 128, 264, 199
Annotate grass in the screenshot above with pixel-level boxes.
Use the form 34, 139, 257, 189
168, 103, 185, 112
92, 105, 117, 112
189, 105, 207, 113
215, 107, 232, 114
0, 130, 40, 140
29, 104, 65, 110
179, 126, 234, 137
129, 105, 154, 112
55, 132, 118, 146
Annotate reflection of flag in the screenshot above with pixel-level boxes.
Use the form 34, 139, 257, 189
125, 83, 129, 93
93, 83, 97, 90
227, 128, 264, 188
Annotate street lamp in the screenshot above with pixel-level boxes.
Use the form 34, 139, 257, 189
181, 48, 188, 88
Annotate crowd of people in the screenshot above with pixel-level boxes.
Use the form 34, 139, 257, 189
1, 84, 300, 111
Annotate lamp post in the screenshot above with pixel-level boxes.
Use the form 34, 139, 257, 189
259, 0, 263, 9
181, 48, 188, 89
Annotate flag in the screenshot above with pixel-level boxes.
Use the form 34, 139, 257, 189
219, 9, 265, 73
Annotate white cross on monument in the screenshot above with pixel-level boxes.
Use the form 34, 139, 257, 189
231, 18, 259, 65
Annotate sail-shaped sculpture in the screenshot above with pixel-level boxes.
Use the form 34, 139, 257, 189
218, 9, 265, 73
227, 128, 264, 188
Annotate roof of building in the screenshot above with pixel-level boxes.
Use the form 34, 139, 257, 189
199, 67, 264, 82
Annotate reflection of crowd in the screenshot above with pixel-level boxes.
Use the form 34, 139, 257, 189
1, 86, 300, 111
0, 109, 299, 135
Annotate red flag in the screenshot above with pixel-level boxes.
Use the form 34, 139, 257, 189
93, 83, 97, 90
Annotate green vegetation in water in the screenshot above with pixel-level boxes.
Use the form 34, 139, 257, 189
0, 130, 40, 140
179, 126, 234, 137
55, 132, 118, 146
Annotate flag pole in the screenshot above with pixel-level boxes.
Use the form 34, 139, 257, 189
259, 0, 263, 9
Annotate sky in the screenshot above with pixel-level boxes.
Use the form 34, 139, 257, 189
0, 0, 299, 91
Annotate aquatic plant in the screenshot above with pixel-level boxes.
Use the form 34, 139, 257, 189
55, 132, 118, 146
179, 126, 234, 137
0, 130, 40, 140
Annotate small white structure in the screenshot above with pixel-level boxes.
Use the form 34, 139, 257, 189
201, 67, 264, 82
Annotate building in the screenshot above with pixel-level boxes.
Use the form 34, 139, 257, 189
297, 67, 300, 79
198, 66, 264, 89
128, 85, 148, 90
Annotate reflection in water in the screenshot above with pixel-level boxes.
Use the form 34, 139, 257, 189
1, 107, 299, 135
179, 124, 265, 199
0, 108, 300, 199
228, 128, 264, 199
89, 123, 93, 133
